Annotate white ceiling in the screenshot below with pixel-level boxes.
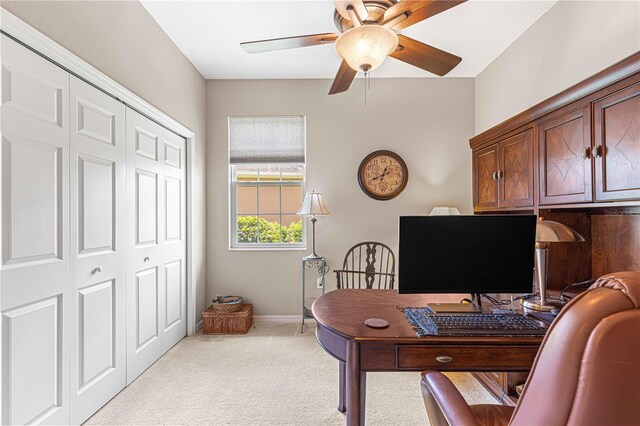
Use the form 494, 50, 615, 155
141, 0, 557, 79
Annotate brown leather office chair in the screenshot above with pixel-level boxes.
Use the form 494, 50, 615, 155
421, 271, 640, 426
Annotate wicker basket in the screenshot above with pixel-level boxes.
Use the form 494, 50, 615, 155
211, 295, 244, 313
203, 304, 253, 334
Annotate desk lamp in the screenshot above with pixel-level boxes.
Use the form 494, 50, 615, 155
522, 217, 584, 311
429, 206, 461, 216
298, 191, 329, 260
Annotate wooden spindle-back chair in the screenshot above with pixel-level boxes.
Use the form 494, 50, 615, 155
334, 242, 395, 289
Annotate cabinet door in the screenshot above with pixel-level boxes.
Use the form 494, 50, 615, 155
499, 129, 534, 208
473, 145, 499, 210
538, 106, 592, 205
593, 84, 640, 201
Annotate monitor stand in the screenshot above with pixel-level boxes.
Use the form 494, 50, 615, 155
427, 293, 483, 314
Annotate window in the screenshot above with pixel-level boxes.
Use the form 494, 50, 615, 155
229, 116, 306, 249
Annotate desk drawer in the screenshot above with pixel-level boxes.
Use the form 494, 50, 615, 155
396, 345, 538, 371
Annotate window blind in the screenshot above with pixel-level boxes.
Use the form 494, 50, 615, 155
229, 116, 305, 164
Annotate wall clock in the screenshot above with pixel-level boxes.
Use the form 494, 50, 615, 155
357, 150, 408, 200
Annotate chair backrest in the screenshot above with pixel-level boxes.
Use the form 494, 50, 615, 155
510, 271, 640, 426
335, 241, 395, 289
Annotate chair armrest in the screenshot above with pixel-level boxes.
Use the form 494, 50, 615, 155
421, 371, 481, 426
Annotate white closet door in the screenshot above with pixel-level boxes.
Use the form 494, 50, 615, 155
69, 76, 126, 424
0, 34, 70, 425
126, 109, 186, 384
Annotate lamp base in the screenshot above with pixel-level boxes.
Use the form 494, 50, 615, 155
303, 253, 323, 261
521, 295, 566, 312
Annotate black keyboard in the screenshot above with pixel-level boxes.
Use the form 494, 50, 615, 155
422, 313, 547, 336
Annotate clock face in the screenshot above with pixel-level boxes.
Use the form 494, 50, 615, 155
358, 150, 409, 200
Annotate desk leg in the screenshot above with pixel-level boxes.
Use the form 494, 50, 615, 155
346, 341, 366, 426
338, 362, 346, 413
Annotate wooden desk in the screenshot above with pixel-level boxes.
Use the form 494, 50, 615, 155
312, 290, 543, 426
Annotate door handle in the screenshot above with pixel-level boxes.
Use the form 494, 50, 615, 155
581, 146, 591, 160
144, 256, 150, 262
91, 266, 102, 274
435, 355, 453, 364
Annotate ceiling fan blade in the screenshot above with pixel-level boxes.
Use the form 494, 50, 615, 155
241, 33, 338, 54
335, 0, 368, 22
329, 60, 357, 95
390, 35, 461, 76
381, 0, 467, 30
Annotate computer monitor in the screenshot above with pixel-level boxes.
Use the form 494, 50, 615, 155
398, 215, 536, 295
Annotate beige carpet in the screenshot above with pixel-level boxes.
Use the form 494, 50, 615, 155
86, 323, 498, 425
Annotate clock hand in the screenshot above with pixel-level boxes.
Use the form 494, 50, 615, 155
368, 167, 389, 184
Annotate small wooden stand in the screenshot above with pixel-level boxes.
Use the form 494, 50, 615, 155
203, 304, 253, 335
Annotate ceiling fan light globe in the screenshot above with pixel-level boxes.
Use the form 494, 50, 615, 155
335, 25, 398, 72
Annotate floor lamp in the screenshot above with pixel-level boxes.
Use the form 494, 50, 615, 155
298, 191, 329, 260
522, 217, 584, 311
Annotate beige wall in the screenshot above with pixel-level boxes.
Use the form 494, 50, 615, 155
207, 79, 475, 315
475, 0, 640, 133
1, 1, 208, 319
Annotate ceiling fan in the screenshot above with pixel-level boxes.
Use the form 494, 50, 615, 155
240, 0, 466, 95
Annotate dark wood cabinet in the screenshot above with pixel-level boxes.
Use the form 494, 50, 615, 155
473, 129, 534, 210
593, 83, 640, 201
538, 106, 593, 205
473, 145, 499, 210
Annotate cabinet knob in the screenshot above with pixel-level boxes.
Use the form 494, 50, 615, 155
144, 256, 150, 262
91, 266, 102, 274
594, 145, 603, 158
581, 146, 591, 160
492, 171, 498, 181
497, 170, 504, 179
435, 355, 453, 364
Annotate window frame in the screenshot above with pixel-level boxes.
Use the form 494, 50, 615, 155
229, 169, 307, 250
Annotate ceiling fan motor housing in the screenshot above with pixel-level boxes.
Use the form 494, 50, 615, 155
333, 0, 397, 32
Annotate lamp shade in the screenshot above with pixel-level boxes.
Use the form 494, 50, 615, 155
535, 217, 584, 243
298, 192, 329, 216
429, 207, 461, 216
334, 25, 399, 72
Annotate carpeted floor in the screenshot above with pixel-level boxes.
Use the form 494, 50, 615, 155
86, 323, 498, 425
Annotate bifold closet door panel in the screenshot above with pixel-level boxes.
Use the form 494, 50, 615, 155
160, 128, 186, 354
69, 76, 127, 424
126, 108, 186, 384
0, 34, 71, 425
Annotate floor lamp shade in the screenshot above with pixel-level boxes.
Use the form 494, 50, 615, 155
522, 217, 584, 311
298, 192, 329, 260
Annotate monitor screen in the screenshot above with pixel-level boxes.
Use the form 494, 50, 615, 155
398, 215, 536, 294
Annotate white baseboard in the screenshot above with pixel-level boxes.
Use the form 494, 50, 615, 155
253, 315, 314, 324
195, 319, 203, 332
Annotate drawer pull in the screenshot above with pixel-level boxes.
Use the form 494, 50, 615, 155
435, 355, 453, 364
